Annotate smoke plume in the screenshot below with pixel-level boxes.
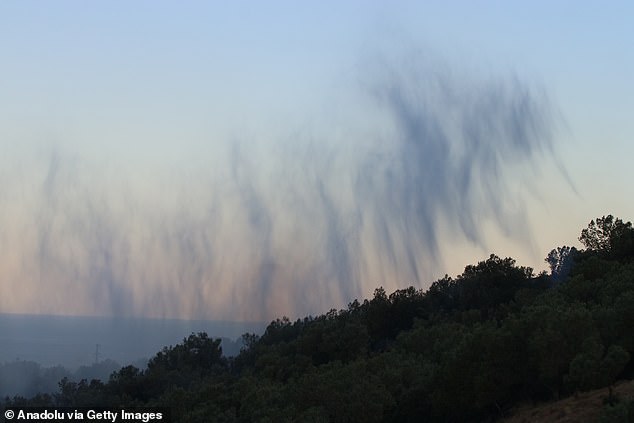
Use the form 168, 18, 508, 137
0, 52, 559, 321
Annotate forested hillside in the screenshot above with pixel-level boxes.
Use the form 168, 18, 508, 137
4, 215, 634, 422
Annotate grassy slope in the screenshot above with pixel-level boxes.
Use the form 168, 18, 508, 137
502, 380, 634, 423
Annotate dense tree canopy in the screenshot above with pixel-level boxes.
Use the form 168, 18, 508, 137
579, 215, 634, 260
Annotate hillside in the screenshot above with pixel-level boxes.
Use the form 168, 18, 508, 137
503, 380, 634, 423
3, 215, 634, 422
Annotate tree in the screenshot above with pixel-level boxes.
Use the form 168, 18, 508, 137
546, 246, 579, 282
455, 254, 533, 313
108, 365, 144, 401
426, 275, 458, 313
144, 332, 226, 399
147, 332, 224, 376
579, 215, 634, 260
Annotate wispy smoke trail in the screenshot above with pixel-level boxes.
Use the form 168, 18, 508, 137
358, 55, 554, 263
0, 51, 559, 321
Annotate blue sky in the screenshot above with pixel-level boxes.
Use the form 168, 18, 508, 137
1, 1, 632, 320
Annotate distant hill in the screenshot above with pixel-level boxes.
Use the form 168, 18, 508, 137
0, 313, 265, 368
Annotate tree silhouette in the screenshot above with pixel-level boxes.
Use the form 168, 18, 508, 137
579, 215, 634, 260
546, 246, 579, 282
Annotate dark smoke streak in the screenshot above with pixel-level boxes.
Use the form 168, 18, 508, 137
357, 56, 555, 268
0, 51, 562, 321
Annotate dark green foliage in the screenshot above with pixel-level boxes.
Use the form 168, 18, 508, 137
148, 332, 225, 376
142, 332, 227, 400
291, 360, 395, 423
108, 365, 146, 403
7, 215, 634, 422
455, 254, 533, 314
580, 215, 634, 261
546, 245, 579, 282
426, 274, 458, 313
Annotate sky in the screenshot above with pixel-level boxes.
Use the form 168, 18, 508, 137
0, 1, 632, 322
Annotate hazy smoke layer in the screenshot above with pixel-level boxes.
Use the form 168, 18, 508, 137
0, 54, 557, 321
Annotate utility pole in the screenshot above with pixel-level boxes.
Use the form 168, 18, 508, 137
95, 344, 100, 364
